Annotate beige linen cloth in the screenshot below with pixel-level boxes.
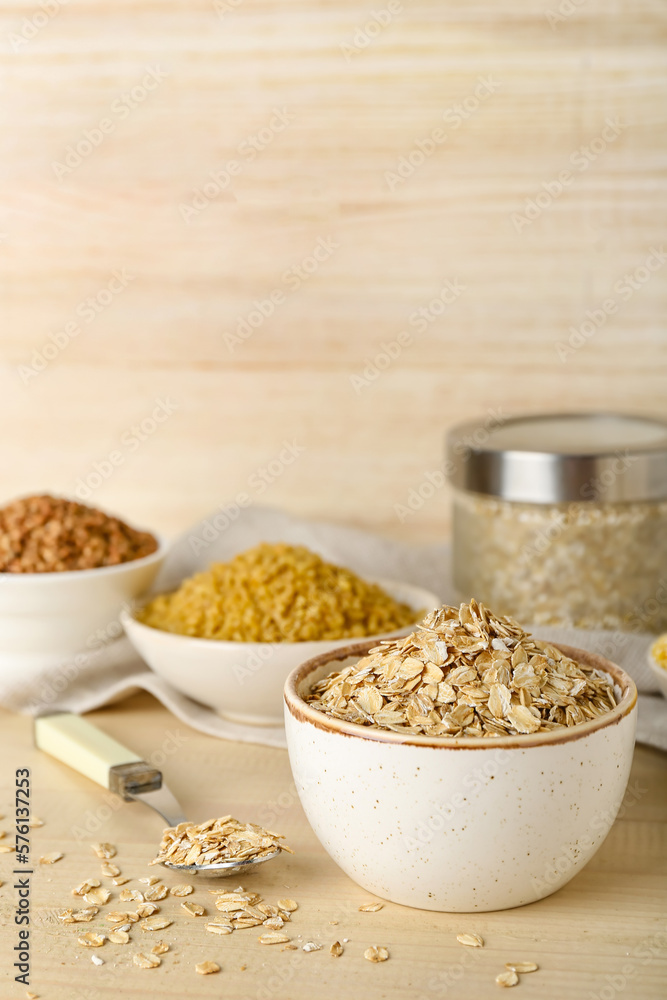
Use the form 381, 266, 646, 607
1, 506, 665, 751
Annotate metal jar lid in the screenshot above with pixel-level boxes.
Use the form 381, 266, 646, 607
446, 412, 667, 503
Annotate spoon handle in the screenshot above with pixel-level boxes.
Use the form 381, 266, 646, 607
34, 713, 162, 799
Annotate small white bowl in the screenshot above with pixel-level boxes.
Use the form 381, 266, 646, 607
284, 641, 637, 912
121, 579, 441, 727
0, 535, 167, 683
647, 641, 667, 700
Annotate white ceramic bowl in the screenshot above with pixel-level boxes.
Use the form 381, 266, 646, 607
647, 641, 667, 699
284, 641, 637, 912
0, 535, 167, 683
121, 579, 441, 727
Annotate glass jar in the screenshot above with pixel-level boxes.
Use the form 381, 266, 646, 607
446, 413, 667, 633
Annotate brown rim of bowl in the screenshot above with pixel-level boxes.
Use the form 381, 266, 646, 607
284, 640, 638, 749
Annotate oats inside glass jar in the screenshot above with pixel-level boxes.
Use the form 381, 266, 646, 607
446, 412, 667, 633
452, 492, 667, 633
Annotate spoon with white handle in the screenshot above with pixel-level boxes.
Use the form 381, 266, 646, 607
34, 713, 281, 877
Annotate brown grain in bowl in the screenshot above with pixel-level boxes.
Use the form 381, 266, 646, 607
0, 494, 157, 572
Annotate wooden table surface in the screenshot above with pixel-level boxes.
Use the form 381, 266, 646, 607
0, 692, 665, 1000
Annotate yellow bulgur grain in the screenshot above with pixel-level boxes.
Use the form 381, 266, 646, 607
137, 543, 420, 642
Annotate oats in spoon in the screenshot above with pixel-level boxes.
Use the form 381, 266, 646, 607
150, 815, 294, 868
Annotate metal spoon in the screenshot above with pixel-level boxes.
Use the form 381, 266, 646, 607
34, 712, 282, 877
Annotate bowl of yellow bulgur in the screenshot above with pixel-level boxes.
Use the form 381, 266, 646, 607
121, 543, 440, 726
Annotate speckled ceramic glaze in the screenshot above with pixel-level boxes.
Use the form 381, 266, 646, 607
284, 642, 637, 912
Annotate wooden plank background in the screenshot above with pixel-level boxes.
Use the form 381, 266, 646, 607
1, 0, 666, 543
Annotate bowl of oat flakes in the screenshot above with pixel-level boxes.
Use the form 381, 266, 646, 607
0, 494, 166, 682
284, 599, 637, 912
121, 542, 439, 726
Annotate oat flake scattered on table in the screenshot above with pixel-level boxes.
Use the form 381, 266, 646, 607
307, 599, 618, 737
496, 969, 519, 987
72, 878, 100, 896
133, 952, 161, 969
277, 898, 298, 912
92, 842, 117, 860
119, 888, 144, 903
58, 906, 98, 924
206, 886, 297, 934
506, 961, 539, 973
144, 882, 169, 901
195, 961, 220, 975
140, 916, 172, 931
39, 852, 63, 864
52, 840, 302, 977
259, 932, 291, 945
169, 883, 194, 896
78, 932, 105, 948
84, 886, 110, 906
108, 929, 130, 944
364, 945, 389, 963
106, 910, 137, 924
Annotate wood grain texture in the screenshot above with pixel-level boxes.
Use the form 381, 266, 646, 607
0, 695, 665, 999
0, 0, 666, 543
